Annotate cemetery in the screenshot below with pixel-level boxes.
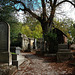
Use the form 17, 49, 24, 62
0, 0, 75, 75
0, 21, 75, 75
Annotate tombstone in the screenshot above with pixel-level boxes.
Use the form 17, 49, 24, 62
28, 38, 34, 50
0, 22, 12, 65
33, 39, 37, 49
37, 38, 44, 50
36, 38, 44, 55
22, 34, 29, 51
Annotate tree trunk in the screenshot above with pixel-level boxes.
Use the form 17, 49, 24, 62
41, 22, 50, 38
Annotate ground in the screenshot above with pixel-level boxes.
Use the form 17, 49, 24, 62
12, 52, 75, 75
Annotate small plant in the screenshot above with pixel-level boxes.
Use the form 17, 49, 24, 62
11, 52, 16, 54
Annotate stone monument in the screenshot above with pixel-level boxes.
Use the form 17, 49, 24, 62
0, 22, 12, 65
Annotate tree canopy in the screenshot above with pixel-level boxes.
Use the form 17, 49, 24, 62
9, 0, 75, 34
0, 0, 75, 39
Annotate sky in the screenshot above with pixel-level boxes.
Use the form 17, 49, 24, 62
59, 2, 75, 21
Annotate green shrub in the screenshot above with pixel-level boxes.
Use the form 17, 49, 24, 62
44, 32, 58, 53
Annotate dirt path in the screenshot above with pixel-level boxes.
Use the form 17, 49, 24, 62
12, 52, 75, 75
12, 53, 58, 75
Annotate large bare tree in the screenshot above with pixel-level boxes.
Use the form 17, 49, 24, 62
1, 0, 75, 37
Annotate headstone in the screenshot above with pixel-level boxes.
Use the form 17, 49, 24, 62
28, 38, 34, 50
0, 22, 12, 65
37, 38, 44, 50
22, 34, 29, 51
36, 38, 44, 55
33, 39, 37, 49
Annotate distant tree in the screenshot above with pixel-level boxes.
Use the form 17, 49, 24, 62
10, 22, 22, 38
23, 16, 41, 31
69, 22, 75, 43
53, 19, 72, 34
32, 24, 43, 39
0, 4, 22, 38
21, 25, 32, 37
53, 18, 75, 40
0, 6, 15, 22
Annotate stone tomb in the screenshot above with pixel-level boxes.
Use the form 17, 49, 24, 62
0, 22, 12, 65
57, 44, 73, 62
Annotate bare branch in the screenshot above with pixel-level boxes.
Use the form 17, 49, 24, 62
53, 0, 57, 6
11, 1, 42, 22
56, 0, 75, 7
47, 8, 56, 26
50, 0, 53, 7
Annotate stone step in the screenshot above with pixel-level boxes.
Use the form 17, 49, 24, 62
57, 52, 73, 62
58, 49, 70, 52
58, 44, 68, 49
44, 54, 56, 57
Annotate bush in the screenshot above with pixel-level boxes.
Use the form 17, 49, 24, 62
44, 32, 58, 53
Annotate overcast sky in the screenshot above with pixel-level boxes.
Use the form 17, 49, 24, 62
56, 2, 75, 21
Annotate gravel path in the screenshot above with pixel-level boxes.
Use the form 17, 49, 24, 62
12, 53, 58, 75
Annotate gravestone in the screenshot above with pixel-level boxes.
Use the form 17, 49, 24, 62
0, 22, 12, 65
21, 34, 29, 51
37, 38, 44, 50
33, 39, 37, 49
36, 38, 44, 55
28, 38, 34, 50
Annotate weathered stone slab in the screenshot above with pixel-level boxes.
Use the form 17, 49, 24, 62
0, 22, 10, 52
58, 44, 68, 49
0, 52, 12, 64
58, 49, 70, 52
0, 22, 12, 65
44, 54, 56, 57
37, 38, 44, 51
12, 54, 25, 68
